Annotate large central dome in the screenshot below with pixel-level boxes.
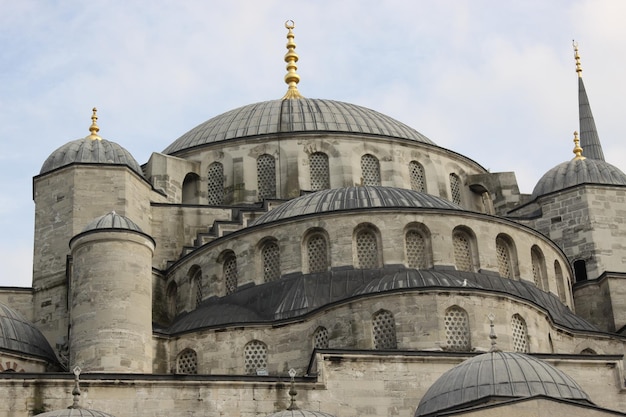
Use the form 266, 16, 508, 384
163, 98, 435, 155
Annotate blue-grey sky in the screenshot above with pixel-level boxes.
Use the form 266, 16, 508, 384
1, 0, 625, 287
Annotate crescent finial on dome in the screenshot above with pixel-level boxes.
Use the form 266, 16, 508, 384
573, 131, 586, 160
87, 107, 102, 140
281, 20, 304, 100
573, 40, 582, 78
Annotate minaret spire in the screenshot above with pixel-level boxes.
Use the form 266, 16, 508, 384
282, 20, 304, 100
573, 41, 605, 161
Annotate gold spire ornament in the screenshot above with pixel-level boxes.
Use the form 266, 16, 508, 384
573, 40, 582, 78
572, 131, 586, 160
87, 107, 102, 140
281, 20, 304, 100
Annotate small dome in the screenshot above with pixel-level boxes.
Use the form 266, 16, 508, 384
163, 98, 435, 154
35, 409, 116, 417
414, 351, 591, 416
532, 158, 626, 199
81, 211, 143, 233
265, 410, 337, 417
0, 302, 59, 364
252, 186, 461, 225
40, 137, 143, 177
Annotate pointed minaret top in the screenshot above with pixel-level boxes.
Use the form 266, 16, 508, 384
87, 107, 102, 140
572, 131, 586, 160
282, 20, 304, 100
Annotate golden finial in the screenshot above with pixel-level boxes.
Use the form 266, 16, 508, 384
572, 131, 586, 160
87, 107, 102, 140
281, 20, 304, 100
573, 40, 582, 78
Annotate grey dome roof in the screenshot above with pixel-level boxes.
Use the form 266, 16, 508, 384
252, 186, 461, 225
265, 410, 337, 417
35, 409, 116, 417
532, 157, 626, 199
163, 98, 435, 154
0, 302, 59, 364
40, 137, 143, 177
415, 351, 591, 416
82, 211, 143, 233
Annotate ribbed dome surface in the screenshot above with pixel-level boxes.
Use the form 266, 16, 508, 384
0, 302, 59, 364
35, 409, 116, 417
81, 211, 143, 233
40, 138, 143, 177
414, 351, 591, 416
163, 98, 434, 154
532, 158, 626, 199
265, 410, 337, 417
252, 186, 461, 225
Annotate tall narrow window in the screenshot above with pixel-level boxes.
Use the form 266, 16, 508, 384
449, 173, 462, 205
453, 229, 475, 272
361, 154, 381, 186
373, 309, 397, 350
244, 340, 267, 375
495, 236, 513, 278
531, 246, 547, 289
262, 240, 280, 282
555, 261, 566, 303
511, 314, 529, 353
182, 173, 200, 204
224, 254, 238, 295
166, 282, 178, 321
574, 260, 588, 282
409, 161, 426, 192
406, 230, 427, 269
207, 162, 224, 205
313, 326, 329, 349
444, 306, 470, 351
176, 349, 198, 374
191, 268, 203, 308
307, 232, 329, 273
309, 152, 330, 191
356, 227, 380, 269
257, 154, 276, 200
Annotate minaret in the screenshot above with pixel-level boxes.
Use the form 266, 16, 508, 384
573, 41, 605, 161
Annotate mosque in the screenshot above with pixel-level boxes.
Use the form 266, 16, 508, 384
1, 22, 626, 417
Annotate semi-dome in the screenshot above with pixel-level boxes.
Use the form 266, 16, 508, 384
532, 157, 626, 199
162, 98, 435, 155
0, 302, 59, 364
414, 351, 592, 416
252, 186, 461, 225
81, 211, 143, 233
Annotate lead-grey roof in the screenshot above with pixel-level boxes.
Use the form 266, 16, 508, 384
251, 186, 461, 225
163, 98, 435, 154
40, 137, 143, 177
414, 351, 591, 416
0, 302, 59, 364
81, 211, 143, 233
531, 157, 626, 199
35, 409, 116, 417
265, 410, 337, 417
167, 267, 598, 334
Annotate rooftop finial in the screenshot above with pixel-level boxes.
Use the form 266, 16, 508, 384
282, 20, 304, 100
69, 366, 83, 409
572, 131, 586, 160
287, 368, 299, 410
488, 313, 500, 352
88, 107, 102, 140
573, 40, 582, 78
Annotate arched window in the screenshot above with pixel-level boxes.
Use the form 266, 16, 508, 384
244, 340, 267, 375
531, 246, 547, 289
223, 253, 238, 295
453, 228, 476, 272
372, 309, 397, 350
495, 235, 513, 278
313, 326, 329, 349
257, 154, 276, 200
307, 232, 329, 273
555, 261, 566, 303
361, 154, 381, 186
574, 260, 588, 282
581, 348, 597, 355
449, 173, 462, 205
355, 226, 381, 269
176, 348, 198, 374
511, 314, 529, 353
405, 228, 429, 269
444, 306, 470, 351
190, 267, 203, 308
166, 282, 178, 320
182, 173, 200, 204
262, 240, 280, 282
409, 161, 426, 192
207, 162, 225, 205
309, 152, 330, 191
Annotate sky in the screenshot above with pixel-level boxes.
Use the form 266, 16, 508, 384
1, 0, 625, 287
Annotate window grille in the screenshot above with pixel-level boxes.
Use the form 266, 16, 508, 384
313, 327, 329, 349
361, 154, 381, 186
224, 255, 238, 295
496, 237, 512, 278
262, 241, 280, 282
193, 270, 203, 308
373, 310, 397, 350
406, 230, 427, 269
409, 161, 425, 192
444, 306, 470, 351
207, 162, 224, 205
511, 315, 529, 353
257, 154, 276, 200
453, 231, 472, 272
244, 340, 267, 375
176, 349, 198, 374
449, 173, 461, 205
308, 234, 329, 273
356, 229, 379, 269
310, 152, 330, 191
531, 247, 544, 288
